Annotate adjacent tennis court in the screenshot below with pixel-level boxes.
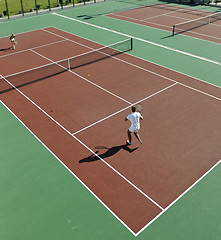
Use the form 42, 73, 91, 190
107, 3, 221, 43
0, 1, 221, 239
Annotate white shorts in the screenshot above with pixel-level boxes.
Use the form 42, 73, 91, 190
129, 125, 140, 133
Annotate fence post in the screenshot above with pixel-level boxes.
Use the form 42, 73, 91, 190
35, 0, 38, 13
59, 0, 63, 9
4, 0, 10, 19
20, 0, 24, 16
48, 0, 51, 11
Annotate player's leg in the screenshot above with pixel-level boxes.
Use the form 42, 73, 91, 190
134, 131, 142, 144
11, 41, 15, 50
127, 129, 132, 145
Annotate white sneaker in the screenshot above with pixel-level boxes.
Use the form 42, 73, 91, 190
126, 140, 132, 145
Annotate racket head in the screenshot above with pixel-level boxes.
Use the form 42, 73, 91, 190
136, 103, 143, 113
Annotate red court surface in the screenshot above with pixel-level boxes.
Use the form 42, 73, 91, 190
106, 4, 221, 44
0, 27, 221, 234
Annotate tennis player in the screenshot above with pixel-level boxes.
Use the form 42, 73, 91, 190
125, 106, 143, 145
10, 34, 16, 50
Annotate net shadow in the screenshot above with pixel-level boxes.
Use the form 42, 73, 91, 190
0, 38, 132, 94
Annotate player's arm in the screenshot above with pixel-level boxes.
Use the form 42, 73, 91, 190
140, 114, 143, 120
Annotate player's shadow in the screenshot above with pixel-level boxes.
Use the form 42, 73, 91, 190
79, 144, 138, 163
0, 47, 11, 51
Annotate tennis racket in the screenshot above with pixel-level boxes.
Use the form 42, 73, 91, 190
136, 103, 143, 113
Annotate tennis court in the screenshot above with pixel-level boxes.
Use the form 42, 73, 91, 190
107, 3, 221, 43
0, 1, 221, 239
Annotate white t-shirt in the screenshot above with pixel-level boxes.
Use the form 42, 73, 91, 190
127, 112, 141, 130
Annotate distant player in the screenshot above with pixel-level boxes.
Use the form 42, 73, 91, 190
10, 34, 16, 50
125, 106, 143, 145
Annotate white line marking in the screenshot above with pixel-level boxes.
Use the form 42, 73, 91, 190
135, 159, 221, 236
52, 12, 221, 66
28, 29, 221, 134
42, 29, 221, 103
74, 134, 165, 211
110, 13, 221, 41
30, 49, 132, 104
179, 82, 221, 101
0, 72, 164, 226
48, 26, 221, 91
0, 39, 67, 59
1, 26, 221, 235
7, 28, 219, 136
42, 28, 102, 50
73, 83, 178, 135
0, 100, 137, 236
141, 7, 185, 21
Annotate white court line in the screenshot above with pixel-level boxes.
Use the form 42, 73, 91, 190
0, 28, 45, 39
1, 68, 221, 236
1, 25, 221, 235
7, 28, 220, 137
29, 32, 221, 136
72, 79, 221, 136
0, 38, 67, 59
30, 49, 132, 105
3, 27, 221, 137
52, 12, 221, 65
42, 28, 104, 50
0, 100, 136, 236
48, 26, 221, 91
0, 73, 165, 233
30, 32, 221, 136
141, 7, 185, 21
42, 27, 221, 96
135, 158, 221, 236
73, 83, 178, 135
109, 13, 221, 41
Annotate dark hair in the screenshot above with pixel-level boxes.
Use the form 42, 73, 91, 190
131, 106, 136, 112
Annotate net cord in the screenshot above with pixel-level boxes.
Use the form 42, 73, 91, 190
3, 38, 132, 79
172, 11, 221, 35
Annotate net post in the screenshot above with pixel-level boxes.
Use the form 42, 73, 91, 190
172, 25, 175, 36
68, 59, 70, 70
130, 38, 133, 50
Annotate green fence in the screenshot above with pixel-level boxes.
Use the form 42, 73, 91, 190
0, 0, 101, 19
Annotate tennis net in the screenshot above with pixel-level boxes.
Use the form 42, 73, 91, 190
0, 38, 133, 94
172, 12, 221, 35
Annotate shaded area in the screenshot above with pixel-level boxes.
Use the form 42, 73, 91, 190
0, 38, 132, 94
79, 144, 138, 163
0, 47, 11, 51
172, 11, 221, 36
0, 65, 67, 94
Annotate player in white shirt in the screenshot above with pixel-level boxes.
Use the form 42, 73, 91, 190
10, 34, 16, 50
125, 106, 143, 145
